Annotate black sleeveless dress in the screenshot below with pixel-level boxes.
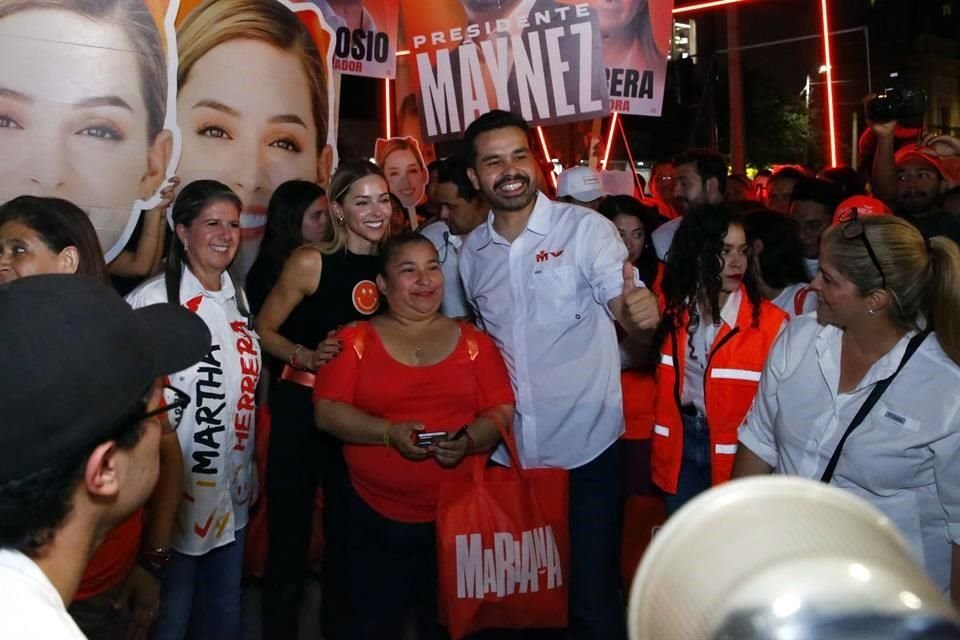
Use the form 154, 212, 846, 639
262, 248, 381, 639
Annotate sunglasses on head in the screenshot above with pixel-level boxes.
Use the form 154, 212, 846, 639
837, 208, 887, 290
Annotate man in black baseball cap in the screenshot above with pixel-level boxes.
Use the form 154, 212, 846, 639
0, 275, 211, 639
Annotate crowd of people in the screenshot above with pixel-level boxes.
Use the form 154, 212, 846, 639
1, 105, 959, 640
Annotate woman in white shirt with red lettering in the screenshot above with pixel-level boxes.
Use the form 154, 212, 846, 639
734, 214, 960, 604
127, 180, 262, 640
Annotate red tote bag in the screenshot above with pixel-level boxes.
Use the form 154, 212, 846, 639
436, 425, 570, 639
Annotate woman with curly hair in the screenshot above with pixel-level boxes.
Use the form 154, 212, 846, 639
650, 204, 787, 515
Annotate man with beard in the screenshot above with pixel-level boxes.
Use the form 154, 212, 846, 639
458, 110, 659, 640
894, 145, 948, 221
420, 155, 489, 318
650, 149, 727, 259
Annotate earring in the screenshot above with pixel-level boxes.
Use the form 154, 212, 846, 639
868, 308, 875, 316
338, 216, 344, 223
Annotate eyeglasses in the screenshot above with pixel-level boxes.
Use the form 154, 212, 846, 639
839, 208, 887, 290
141, 385, 191, 433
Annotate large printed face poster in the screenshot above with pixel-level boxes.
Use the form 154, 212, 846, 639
314, 0, 400, 78
0, 0, 338, 279
175, 0, 337, 277
586, 0, 673, 117
0, 0, 178, 263
399, 0, 611, 143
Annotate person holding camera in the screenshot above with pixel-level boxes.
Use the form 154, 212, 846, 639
312, 232, 515, 640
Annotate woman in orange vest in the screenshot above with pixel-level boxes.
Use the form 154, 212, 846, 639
651, 205, 787, 515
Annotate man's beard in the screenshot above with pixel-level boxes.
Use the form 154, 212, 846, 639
484, 173, 537, 212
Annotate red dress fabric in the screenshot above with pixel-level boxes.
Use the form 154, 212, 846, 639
75, 510, 142, 600
313, 322, 515, 523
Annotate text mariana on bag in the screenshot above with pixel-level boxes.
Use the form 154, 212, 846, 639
455, 526, 564, 599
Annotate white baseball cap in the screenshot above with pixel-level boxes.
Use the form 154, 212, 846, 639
557, 166, 606, 202
628, 477, 959, 640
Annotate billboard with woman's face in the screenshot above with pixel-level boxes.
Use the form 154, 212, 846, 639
0, 0, 338, 277
0, 0, 177, 263
175, 0, 337, 277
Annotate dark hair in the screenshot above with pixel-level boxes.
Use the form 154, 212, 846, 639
0, 404, 147, 556
820, 166, 867, 197
655, 204, 762, 361
0, 196, 109, 284
743, 210, 810, 289
435, 155, 481, 201
464, 109, 532, 168
790, 178, 845, 212
165, 180, 244, 311
672, 149, 728, 194
769, 166, 810, 184
245, 180, 326, 313
378, 231, 437, 276
427, 160, 443, 174
598, 195, 663, 289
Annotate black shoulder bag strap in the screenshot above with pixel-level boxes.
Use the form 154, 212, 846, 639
820, 328, 931, 484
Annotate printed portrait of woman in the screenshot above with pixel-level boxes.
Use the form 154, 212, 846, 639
175, 0, 336, 279
588, 0, 670, 72
0, 0, 176, 262
374, 137, 427, 209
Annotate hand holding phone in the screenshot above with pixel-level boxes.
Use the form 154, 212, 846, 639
415, 431, 449, 448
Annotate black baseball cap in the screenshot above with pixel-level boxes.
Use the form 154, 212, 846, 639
0, 275, 211, 483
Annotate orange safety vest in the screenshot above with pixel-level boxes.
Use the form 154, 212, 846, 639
651, 288, 787, 494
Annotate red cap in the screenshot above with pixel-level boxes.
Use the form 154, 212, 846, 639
894, 144, 946, 177
833, 195, 893, 225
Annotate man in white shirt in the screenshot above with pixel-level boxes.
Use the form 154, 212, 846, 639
459, 109, 660, 640
651, 149, 726, 260
0, 276, 210, 639
419, 155, 489, 319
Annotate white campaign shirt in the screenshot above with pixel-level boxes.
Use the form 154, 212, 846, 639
770, 282, 818, 318
739, 315, 960, 592
0, 549, 85, 639
420, 220, 469, 319
459, 192, 627, 469
681, 288, 742, 414
127, 269, 261, 556
651, 216, 681, 260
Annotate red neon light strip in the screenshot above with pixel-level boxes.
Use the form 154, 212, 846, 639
384, 78, 392, 139
673, 0, 746, 14
601, 112, 619, 170
536, 126, 557, 188
819, 0, 838, 166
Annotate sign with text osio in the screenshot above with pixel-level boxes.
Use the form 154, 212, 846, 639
591, 0, 674, 117
318, 0, 400, 78
400, 0, 611, 143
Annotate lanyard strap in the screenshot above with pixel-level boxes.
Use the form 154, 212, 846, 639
820, 329, 931, 484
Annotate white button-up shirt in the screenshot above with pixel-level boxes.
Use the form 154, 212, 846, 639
420, 220, 469, 319
459, 192, 627, 469
127, 269, 261, 556
0, 549, 85, 639
739, 314, 960, 592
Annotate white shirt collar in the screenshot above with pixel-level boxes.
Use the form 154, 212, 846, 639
181, 265, 235, 301
718, 287, 743, 329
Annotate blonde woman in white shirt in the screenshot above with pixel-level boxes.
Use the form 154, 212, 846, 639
734, 214, 960, 604
127, 180, 262, 640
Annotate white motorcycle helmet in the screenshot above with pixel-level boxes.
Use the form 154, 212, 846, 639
628, 477, 960, 640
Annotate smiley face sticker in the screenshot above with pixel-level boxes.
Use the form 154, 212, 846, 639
352, 280, 380, 315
